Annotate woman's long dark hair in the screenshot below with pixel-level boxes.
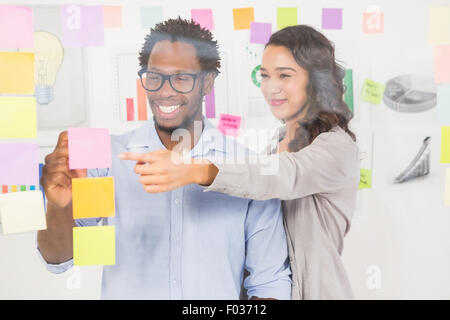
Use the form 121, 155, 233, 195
266, 25, 356, 152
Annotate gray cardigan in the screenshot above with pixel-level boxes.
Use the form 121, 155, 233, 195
204, 125, 360, 299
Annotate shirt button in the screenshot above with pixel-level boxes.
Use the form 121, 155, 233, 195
174, 199, 179, 204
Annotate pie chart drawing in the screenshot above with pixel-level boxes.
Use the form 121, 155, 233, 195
383, 74, 436, 113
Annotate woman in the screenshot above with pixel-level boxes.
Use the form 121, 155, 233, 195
122, 25, 360, 299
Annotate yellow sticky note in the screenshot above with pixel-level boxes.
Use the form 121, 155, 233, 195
0, 191, 46, 234
233, 8, 254, 30
429, 6, 450, 44
277, 8, 298, 30
361, 79, 385, 104
445, 169, 450, 206
0, 97, 37, 139
73, 226, 115, 266
441, 127, 450, 163
359, 168, 372, 189
72, 177, 115, 219
0, 52, 34, 94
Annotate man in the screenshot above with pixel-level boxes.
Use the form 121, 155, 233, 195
37, 17, 291, 299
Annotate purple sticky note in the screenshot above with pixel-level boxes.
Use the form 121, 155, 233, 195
62, 5, 104, 47
250, 22, 272, 44
218, 114, 241, 137
0, 6, 33, 48
68, 128, 111, 170
322, 8, 343, 30
205, 86, 216, 118
191, 9, 214, 30
0, 143, 39, 185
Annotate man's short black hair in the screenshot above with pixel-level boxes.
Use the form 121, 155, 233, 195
138, 17, 221, 75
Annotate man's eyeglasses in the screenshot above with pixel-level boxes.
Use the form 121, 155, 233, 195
138, 69, 203, 94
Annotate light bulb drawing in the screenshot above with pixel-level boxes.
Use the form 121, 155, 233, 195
25, 31, 64, 105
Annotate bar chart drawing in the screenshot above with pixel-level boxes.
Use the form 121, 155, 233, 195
115, 53, 150, 123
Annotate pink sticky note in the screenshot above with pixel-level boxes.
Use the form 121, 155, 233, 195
250, 22, 272, 44
435, 45, 450, 84
0, 6, 33, 48
103, 5, 122, 28
191, 9, 214, 30
205, 87, 216, 118
68, 128, 112, 169
218, 114, 241, 137
0, 143, 39, 186
363, 12, 383, 34
62, 5, 104, 47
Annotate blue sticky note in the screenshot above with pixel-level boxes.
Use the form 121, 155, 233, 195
437, 84, 450, 123
140, 7, 163, 28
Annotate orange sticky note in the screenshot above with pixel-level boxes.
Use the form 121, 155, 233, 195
434, 45, 450, 84
103, 5, 122, 28
0, 52, 34, 94
73, 226, 115, 266
72, 177, 115, 219
233, 8, 254, 30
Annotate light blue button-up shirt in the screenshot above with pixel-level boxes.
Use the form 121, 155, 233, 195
39, 118, 291, 299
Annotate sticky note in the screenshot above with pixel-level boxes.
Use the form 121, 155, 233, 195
277, 8, 297, 30
103, 5, 122, 28
437, 84, 450, 123
322, 8, 343, 30
205, 86, 216, 118
0, 97, 37, 138
218, 114, 241, 137
62, 5, 104, 47
0, 191, 46, 234
359, 168, 372, 189
361, 79, 385, 104
363, 11, 383, 34
0, 143, 39, 186
445, 169, 450, 206
343, 69, 354, 113
233, 8, 254, 30
434, 45, 450, 84
191, 9, 214, 30
68, 128, 112, 170
429, 6, 450, 44
72, 177, 115, 219
73, 226, 115, 266
250, 22, 272, 44
140, 6, 163, 28
0, 52, 34, 94
441, 126, 450, 163
0, 5, 33, 48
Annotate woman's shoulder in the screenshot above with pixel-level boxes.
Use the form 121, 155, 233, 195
314, 126, 357, 148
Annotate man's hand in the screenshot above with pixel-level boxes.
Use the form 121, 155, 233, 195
40, 131, 87, 209
118, 149, 215, 193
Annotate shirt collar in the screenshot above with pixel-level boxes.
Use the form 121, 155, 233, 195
125, 116, 227, 156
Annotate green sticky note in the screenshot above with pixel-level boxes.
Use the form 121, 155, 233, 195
277, 8, 298, 30
344, 69, 354, 113
359, 168, 372, 189
20, 185, 26, 191
73, 226, 115, 266
140, 7, 163, 28
441, 126, 450, 163
361, 79, 385, 104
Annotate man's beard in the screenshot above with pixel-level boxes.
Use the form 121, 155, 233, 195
153, 103, 202, 135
